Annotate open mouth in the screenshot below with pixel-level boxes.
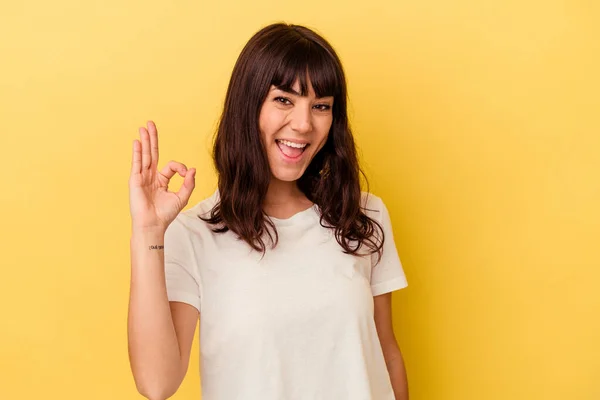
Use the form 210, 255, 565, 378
275, 139, 309, 161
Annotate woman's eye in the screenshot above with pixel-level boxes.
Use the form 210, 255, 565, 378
314, 104, 331, 111
274, 97, 292, 105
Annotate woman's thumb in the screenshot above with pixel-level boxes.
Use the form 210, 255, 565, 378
176, 168, 196, 202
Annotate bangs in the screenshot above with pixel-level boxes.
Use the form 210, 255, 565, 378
271, 38, 341, 99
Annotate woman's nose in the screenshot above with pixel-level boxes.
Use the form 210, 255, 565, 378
290, 106, 313, 134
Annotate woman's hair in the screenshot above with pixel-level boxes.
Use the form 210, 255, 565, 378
200, 22, 384, 261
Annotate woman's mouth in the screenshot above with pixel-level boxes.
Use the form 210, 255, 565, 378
275, 139, 309, 162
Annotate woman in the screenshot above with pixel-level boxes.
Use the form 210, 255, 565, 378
128, 23, 409, 400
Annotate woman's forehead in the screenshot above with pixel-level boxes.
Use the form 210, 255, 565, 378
272, 62, 338, 98
270, 82, 334, 100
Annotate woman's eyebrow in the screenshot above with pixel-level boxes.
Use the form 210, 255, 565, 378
272, 86, 301, 96
272, 86, 333, 100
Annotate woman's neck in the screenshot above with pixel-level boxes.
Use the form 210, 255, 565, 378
264, 178, 305, 206
263, 178, 313, 219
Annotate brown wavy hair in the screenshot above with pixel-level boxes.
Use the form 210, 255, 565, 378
200, 22, 384, 261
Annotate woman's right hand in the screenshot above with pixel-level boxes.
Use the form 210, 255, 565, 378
128, 121, 196, 232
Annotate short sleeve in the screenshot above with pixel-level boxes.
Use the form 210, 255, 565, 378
368, 196, 408, 296
163, 216, 202, 312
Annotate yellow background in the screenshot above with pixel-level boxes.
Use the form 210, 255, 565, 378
1, 0, 598, 399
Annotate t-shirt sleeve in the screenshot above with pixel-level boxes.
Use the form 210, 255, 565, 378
163, 216, 202, 312
369, 196, 408, 296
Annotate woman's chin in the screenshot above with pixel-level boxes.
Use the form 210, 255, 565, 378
270, 169, 305, 183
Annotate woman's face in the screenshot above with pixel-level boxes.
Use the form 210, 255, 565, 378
258, 78, 334, 183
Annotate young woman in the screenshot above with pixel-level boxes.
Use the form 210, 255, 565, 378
128, 23, 409, 400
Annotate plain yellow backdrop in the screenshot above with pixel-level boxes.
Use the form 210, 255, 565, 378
1, 0, 598, 399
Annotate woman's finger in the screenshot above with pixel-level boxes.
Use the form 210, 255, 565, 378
147, 121, 159, 168
159, 160, 188, 181
131, 139, 142, 175
140, 127, 151, 170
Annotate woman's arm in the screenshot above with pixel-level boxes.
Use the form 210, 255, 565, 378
128, 228, 199, 400
374, 292, 409, 400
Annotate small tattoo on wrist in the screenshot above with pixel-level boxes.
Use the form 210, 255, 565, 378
149, 245, 164, 250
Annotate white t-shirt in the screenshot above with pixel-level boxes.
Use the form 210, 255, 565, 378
164, 189, 408, 400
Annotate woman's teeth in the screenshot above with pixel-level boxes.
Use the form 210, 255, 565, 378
276, 139, 308, 149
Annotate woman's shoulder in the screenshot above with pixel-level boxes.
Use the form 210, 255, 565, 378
360, 190, 383, 208
360, 191, 385, 220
